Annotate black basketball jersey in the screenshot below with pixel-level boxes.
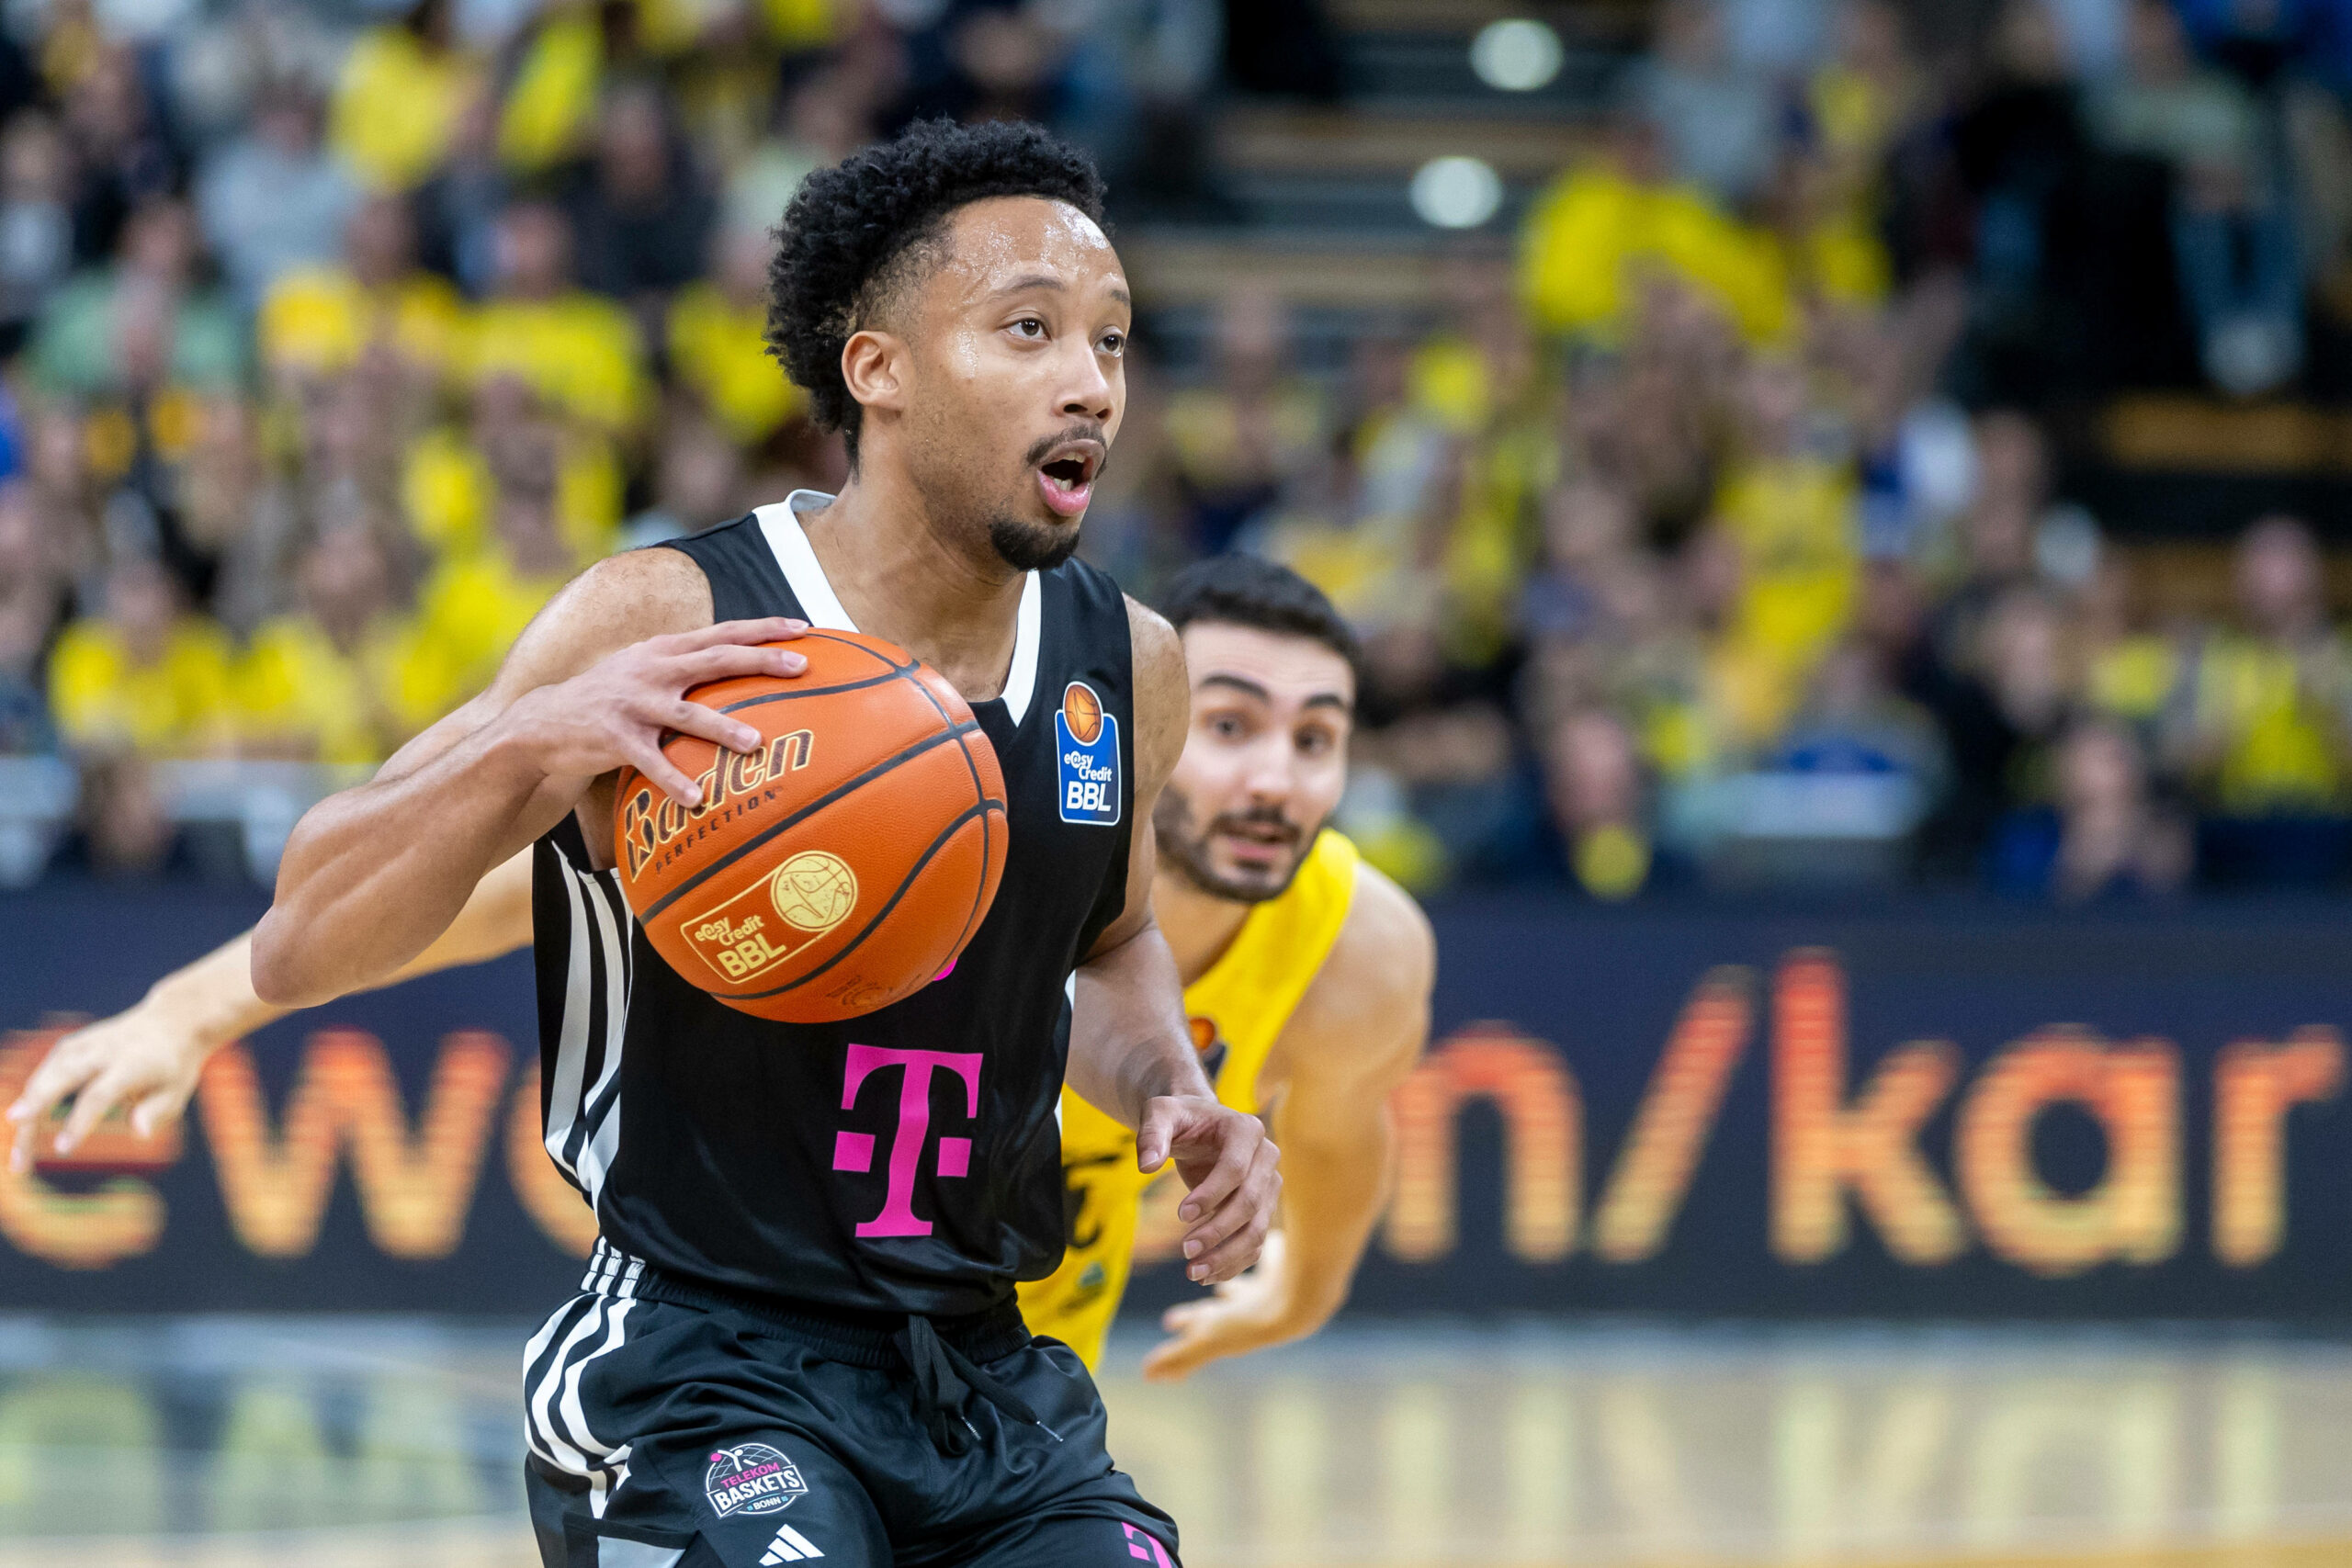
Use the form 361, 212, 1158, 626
531, 492, 1136, 1318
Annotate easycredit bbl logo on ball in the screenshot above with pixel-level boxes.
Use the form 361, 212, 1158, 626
678, 852, 860, 984
705, 1442, 808, 1517
1055, 682, 1120, 826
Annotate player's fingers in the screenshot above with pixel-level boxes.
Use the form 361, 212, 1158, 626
663, 616, 808, 652
668, 642, 808, 689
1139, 1337, 1207, 1384
1134, 1100, 1178, 1173
1184, 1148, 1281, 1282
661, 699, 762, 756
7, 1038, 95, 1123
129, 1085, 190, 1139
624, 739, 705, 807
53, 1067, 137, 1156
1174, 1118, 1263, 1224
1159, 1302, 1205, 1334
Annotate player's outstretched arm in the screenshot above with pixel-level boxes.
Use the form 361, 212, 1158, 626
1069, 599, 1282, 1287
7, 850, 537, 1171
252, 547, 808, 1009
1142, 863, 1434, 1382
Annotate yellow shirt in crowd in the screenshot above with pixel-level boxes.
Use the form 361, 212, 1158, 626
258, 266, 469, 382
398, 550, 572, 726
2196, 635, 2352, 814
401, 425, 622, 564
235, 615, 422, 765
1519, 164, 1793, 345
1713, 455, 1860, 743
470, 295, 647, 433
331, 27, 478, 192
667, 283, 803, 446
50, 618, 239, 756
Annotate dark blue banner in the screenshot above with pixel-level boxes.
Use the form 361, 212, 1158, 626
6, 884, 2351, 1318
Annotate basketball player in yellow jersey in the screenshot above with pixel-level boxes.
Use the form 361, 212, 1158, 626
1019, 555, 1432, 1381
11, 554, 1428, 1382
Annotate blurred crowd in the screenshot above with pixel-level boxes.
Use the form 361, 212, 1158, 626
6, 0, 2352, 899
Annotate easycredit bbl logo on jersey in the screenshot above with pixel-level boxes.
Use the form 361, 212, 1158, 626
1055, 682, 1120, 826
705, 1442, 808, 1517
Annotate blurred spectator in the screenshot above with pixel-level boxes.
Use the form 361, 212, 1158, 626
29, 197, 243, 397
622, 410, 746, 548
0, 112, 73, 357
468, 201, 646, 432
2094, 0, 2300, 395
412, 87, 508, 294
1543, 706, 1655, 898
53, 751, 187, 877
47, 552, 235, 756
195, 82, 356, 311
2182, 514, 2352, 846
1773, 637, 1947, 793
59, 46, 179, 269
566, 82, 717, 309
329, 0, 479, 193
257, 194, 468, 389
1164, 286, 1325, 554
237, 526, 414, 764
0, 481, 59, 754
727, 67, 869, 239
667, 227, 800, 448
1633, 0, 1781, 209
402, 429, 579, 716
1990, 715, 2191, 898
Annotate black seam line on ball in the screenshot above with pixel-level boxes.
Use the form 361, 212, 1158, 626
716, 668, 907, 711
638, 719, 980, 920
891, 672, 1005, 967
730, 795, 1006, 1000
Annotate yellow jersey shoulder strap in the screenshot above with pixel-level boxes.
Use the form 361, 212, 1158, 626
1185, 829, 1361, 1117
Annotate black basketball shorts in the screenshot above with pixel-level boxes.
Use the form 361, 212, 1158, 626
521, 1273, 1181, 1568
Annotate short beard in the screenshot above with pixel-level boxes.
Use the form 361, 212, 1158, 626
1152, 786, 1314, 904
989, 511, 1080, 571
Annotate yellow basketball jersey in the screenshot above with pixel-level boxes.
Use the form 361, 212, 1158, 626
1018, 829, 1360, 1368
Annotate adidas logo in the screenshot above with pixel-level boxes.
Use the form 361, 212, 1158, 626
760, 1522, 825, 1562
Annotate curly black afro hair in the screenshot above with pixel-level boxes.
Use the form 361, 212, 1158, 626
765, 118, 1108, 464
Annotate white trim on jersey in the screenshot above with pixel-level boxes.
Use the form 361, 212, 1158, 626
542, 839, 635, 1210
599, 1540, 685, 1568
757, 491, 1046, 727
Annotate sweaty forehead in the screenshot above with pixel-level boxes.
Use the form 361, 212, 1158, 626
931, 196, 1121, 297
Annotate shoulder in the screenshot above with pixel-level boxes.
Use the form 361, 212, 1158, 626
1321, 857, 1436, 1013
1274, 855, 1434, 1082
1124, 592, 1187, 783
482, 546, 713, 696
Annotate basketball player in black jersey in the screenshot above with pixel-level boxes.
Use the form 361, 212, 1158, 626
245, 122, 1274, 1568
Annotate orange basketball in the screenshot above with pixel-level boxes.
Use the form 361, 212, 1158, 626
613, 630, 1009, 1023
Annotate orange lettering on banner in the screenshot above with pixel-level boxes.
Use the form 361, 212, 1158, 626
199, 1030, 510, 1259
1589, 968, 1753, 1261
2212, 1028, 2345, 1267
0, 1032, 167, 1269
1385, 1026, 1579, 1262
1953, 1029, 2180, 1276
506, 1061, 598, 1258
1768, 952, 1966, 1265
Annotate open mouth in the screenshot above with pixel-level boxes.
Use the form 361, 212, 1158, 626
1035, 442, 1102, 518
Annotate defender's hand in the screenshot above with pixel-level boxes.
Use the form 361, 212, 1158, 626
500, 618, 808, 807
1142, 1232, 1304, 1382
1136, 1096, 1280, 1285
6, 1002, 211, 1172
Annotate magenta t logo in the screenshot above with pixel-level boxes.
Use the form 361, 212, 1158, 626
831, 1044, 984, 1237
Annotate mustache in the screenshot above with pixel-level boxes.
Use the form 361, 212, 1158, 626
1204, 805, 1302, 844
1022, 421, 1109, 468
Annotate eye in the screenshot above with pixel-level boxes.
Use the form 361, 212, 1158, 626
1012, 316, 1046, 339
1296, 729, 1333, 756
1098, 329, 1125, 356
1208, 714, 1245, 740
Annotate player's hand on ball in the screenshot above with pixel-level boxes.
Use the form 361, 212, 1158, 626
503, 617, 808, 806
1136, 1096, 1280, 1285
1142, 1232, 1299, 1382
6, 1002, 209, 1172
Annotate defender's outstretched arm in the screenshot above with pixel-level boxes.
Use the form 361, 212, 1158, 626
7, 848, 539, 1171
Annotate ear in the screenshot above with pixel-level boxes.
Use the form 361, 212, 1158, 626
840, 329, 908, 422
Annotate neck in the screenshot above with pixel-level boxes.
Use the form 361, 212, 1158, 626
800, 459, 1028, 702
1152, 863, 1254, 987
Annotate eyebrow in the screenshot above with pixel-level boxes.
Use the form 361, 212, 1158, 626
1198, 673, 1352, 712
993, 275, 1132, 308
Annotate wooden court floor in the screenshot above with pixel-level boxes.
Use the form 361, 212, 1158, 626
0, 1318, 2343, 1568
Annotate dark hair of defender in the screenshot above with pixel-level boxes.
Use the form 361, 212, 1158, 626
763, 118, 1108, 468
1157, 554, 1363, 702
